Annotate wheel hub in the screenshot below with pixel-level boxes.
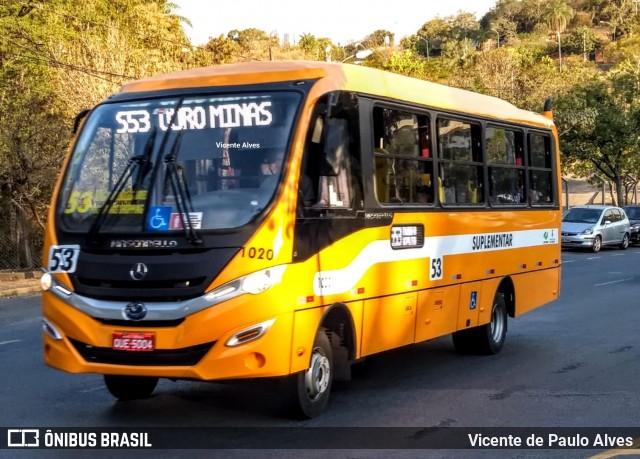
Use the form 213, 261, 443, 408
491, 304, 505, 342
304, 348, 330, 401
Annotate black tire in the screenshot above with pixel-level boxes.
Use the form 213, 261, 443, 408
452, 292, 508, 355
592, 235, 602, 253
619, 233, 629, 250
104, 375, 158, 401
282, 330, 333, 419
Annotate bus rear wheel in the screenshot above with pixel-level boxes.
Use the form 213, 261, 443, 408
452, 292, 508, 355
282, 330, 333, 419
104, 375, 158, 401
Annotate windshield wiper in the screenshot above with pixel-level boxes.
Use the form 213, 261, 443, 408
164, 132, 202, 246
86, 129, 157, 244
133, 127, 156, 191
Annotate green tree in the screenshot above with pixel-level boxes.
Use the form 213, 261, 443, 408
582, 0, 607, 24
0, 0, 196, 268
464, 48, 523, 102
556, 77, 640, 205
563, 25, 602, 56
486, 17, 518, 48
437, 11, 481, 64
381, 50, 428, 78
362, 29, 395, 48
543, 0, 575, 70
602, 0, 633, 41
515, 0, 548, 32
417, 17, 449, 56
204, 35, 243, 64
298, 33, 317, 54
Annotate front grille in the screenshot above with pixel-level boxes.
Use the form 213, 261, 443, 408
95, 318, 185, 328
76, 277, 207, 290
74, 277, 208, 301
70, 339, 215, 366
67, 246, 240, 301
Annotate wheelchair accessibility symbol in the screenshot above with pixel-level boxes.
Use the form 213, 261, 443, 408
147, 206, 171, 231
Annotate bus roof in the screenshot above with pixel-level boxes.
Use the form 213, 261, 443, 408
120, 61, 553, 129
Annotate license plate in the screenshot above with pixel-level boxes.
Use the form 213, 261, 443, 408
112, 332, 155, 352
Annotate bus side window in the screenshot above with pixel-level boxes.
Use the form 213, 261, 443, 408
487, 127, 525, 206
373, 107, 432, 205
528, 133, 554, 205
437, 118, 482, 205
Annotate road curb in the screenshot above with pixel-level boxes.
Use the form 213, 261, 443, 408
0, 270, 41, 281
0, 285, 42, 298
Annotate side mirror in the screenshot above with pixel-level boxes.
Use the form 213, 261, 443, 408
603, 219, 612, 226
319, 118, 348, 176
73, 109, 91, 134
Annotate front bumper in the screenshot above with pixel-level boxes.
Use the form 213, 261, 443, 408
42, 290, 294, 380
561, 235, 595, 248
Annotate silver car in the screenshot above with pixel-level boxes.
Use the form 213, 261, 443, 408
561, 205, 630, 252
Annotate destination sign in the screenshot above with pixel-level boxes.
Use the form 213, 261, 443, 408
115, 101, 274, 133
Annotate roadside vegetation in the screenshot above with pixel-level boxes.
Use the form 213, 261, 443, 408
2, 0, 640, 267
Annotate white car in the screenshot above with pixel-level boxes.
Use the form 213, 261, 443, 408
561, 205, 630, 252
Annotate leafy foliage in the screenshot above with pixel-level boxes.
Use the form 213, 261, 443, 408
6, 0, 640, 266
556, 75, 640, 205
0, 0, 196, 266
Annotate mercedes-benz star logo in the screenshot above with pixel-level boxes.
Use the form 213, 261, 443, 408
130, 262, 148, 281
124, 302, 147, 321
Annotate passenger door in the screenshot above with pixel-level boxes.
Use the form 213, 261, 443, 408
293, 92, 365, 301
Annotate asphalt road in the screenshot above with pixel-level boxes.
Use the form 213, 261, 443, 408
1, 246, 639, 459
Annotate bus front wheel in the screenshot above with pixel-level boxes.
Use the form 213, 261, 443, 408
282, 330, 333, 419
104, 375, 159, 401
452, 292, 508, 355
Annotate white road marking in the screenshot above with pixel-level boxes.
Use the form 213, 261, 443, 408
594, 278, 634, 286
79, 386, 105, 393
0, 339, 22, 346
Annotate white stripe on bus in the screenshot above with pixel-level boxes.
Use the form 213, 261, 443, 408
314, 228, 558, 296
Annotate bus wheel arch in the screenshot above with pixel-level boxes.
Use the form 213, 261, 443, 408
282, 327, 333, 418
498, 276, 516, 318
281, 303, 356, 418
452, 278, 511, 355
319, 303, 356, 380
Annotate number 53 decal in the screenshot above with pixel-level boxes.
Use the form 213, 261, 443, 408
48, 245, 80, 273
430, 256, 443, 280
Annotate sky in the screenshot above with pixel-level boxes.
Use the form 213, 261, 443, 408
173, 0, 498, 46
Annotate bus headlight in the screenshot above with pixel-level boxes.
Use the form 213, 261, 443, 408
204, 265, 286, 302
242, 270, 274, 294
40, 272, 53, 291
40, 272, 72, 296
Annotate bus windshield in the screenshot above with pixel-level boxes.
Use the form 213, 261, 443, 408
59, 91, 301, 234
